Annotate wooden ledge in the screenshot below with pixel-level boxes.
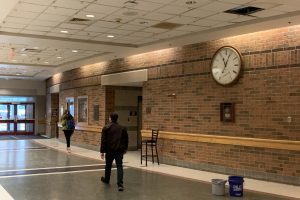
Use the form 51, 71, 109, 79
141, 130, 300, 151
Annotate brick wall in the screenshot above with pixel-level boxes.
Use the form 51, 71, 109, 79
47, 25, 300, 184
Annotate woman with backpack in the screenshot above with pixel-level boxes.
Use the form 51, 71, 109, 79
61, 110, 75, 153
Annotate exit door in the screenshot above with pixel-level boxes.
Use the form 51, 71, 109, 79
0, 103, 35, 135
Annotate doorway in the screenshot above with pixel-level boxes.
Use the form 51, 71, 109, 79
0, 103, 35, 135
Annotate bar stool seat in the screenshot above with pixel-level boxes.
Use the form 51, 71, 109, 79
141, 129, 159, 166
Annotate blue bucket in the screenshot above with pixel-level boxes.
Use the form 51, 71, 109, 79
228, 176, 244, 197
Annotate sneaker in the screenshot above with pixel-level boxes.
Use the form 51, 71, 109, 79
118, 185, 124, 191
67, 147, 71, 153
101, 176, 109, 184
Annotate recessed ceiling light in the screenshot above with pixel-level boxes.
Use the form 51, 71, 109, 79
72, 50, 78, 53
16, 73, 21, 76
107, 35, 115, 38
44, 61, 49, 64
57, 56, 62, 59
86, 14, 95, 18
60, 30, 68, 33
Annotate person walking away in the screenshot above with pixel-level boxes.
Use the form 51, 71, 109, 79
100, 112, 128, 191
61, 110, 75, 153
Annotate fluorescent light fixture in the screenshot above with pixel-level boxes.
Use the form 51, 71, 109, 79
107, 35, 114, 38
72, 50, 78, 53
60, 30, 68, 33
57, 56, 62, 59
44, 61, 49, 64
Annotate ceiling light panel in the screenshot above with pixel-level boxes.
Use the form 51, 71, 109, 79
74, 11, 106, 20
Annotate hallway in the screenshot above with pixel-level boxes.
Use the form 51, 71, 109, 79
0, 139, 298, 200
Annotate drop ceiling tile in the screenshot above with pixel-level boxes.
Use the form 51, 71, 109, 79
206, 13, 239, 22
31, 20, 61, 27
50, 28, 79, 35
166, 16, 196, 24
155, 5, 191, 15
105, 28, 132, 35
174, 24, 208, 32
172, 0, 214, 8
129, 31, 154, 37
218, 0, 253, 4
37, 13, 69, 22
15, 2, 47, 13
117, 24, 144, 31
157, 30, 189, 38
8, 10, 40, 19
129, 18, 160, 27
143, 27, 168, 33
94, 0, 128, 8
251, 9, 286, 18
143, 12, 174, 21
59, 23, 87, 30
182, 8, 215, 18
4, 17, 32, 24
20, 0, 54, 6
192, 18, 220, 27
108, 8, 147, 20
75, 31, 100, 37
272, 5, 299, 12
46, 32, 72, 38
248, 1, 280, 9
69, 35, 93, 40
74, 11, 106, 20
84, 4, 120, 14
53, 0, 89, 10
84, 25, 109, 32
212, 21, 234, 28
44, 7, 78, 16
131, 1, 163, 11
102, 14, 139, 24
143, 0, 174, 4
25, 25, 52, 31
231, 15, 256, 23
2, 23, 27, 29
199, 1, 238, 12
118, 35, 140, 41
90, 21, 120, 28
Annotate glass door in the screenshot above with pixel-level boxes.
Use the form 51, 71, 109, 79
0, 103, 35, 135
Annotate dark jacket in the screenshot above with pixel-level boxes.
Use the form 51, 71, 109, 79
100, 122, 128, 153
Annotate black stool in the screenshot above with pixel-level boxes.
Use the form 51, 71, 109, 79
141, 129, 159, 166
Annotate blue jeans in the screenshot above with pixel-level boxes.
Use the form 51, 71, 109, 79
105, 151, 124, 186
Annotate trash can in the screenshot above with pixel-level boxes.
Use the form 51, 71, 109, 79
228, 176, 244, 197
211, 179, 227, 196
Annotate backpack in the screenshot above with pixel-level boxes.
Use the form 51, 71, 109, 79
66, 119, 75, 129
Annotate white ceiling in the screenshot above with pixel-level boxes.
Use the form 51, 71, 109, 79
0, 0, 300, 80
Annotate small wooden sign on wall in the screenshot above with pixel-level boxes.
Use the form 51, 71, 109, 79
220, 102, 235, 122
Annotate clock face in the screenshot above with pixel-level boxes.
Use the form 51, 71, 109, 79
211, 46, 242, 86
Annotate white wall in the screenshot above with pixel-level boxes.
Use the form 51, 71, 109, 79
0, 79, 46, 95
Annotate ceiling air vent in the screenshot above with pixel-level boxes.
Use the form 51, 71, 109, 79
225, 6, 264, 16
21, 48, 42, 53
151, 22, 182, 30
69, 18, 92, 25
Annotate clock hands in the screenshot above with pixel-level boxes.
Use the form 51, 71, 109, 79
221, 52, 232, 73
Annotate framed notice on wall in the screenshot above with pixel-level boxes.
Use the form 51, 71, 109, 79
77, 96, 88, 124
220, 102, 234, 122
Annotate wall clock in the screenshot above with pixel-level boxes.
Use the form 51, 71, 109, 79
211, 46, 242, 86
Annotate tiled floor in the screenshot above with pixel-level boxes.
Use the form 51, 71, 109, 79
0, 138, 298, 200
